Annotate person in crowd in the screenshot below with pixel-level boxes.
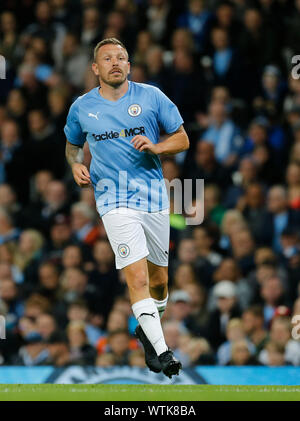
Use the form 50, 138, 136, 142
217, 318, 256, 365
242, 305, 268, 356
226, 338, 261, 366
259, 317, 300, 366
201, 100, 243, 167
205, 280, 242, 350
66, 320, 97, 365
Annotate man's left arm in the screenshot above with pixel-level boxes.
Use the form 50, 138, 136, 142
130, 125, 189, 155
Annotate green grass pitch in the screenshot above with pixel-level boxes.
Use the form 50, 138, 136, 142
0, 384, 299, 401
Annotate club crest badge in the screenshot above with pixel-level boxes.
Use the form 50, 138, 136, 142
118, 244, 130, 258
128, 104, 142, 117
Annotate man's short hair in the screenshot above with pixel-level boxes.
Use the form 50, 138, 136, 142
107, 328, 129, 341
94, 38, 128, 61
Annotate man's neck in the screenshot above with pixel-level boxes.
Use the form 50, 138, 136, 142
99, 80, 129, 102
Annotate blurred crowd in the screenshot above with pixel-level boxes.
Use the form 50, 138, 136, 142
0, 0, 300, 368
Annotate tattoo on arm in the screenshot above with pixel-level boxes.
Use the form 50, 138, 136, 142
65, 141, 84, 167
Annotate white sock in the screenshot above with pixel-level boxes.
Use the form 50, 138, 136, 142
132, 298, 168, 356
153, 294, 168, 319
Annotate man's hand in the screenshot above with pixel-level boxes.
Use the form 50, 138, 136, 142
72, 163, 91, 187
130, 135, 161, 154
130, 125, 189, 156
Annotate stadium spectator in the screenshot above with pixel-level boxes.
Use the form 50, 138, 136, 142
203, 184, 226, 226
37, 261, 60, 300
12, 331, 49, 366
167, 290, 193, 327
5, 89, 28, 138
128, 349, 147, 368
70, 202, 99, 246
105, 329, 132, 366
230, 229, 256, 275
14, 229, 44, 283
66, 320, 97, 365
23, 180, 70, 234
237, 183, 268, 245
210, 27, 243, 98
259, 317, 300, 366
61, 244, 83, 269
44, 330, 70, 366
66, 300, 104, 347
0, 206, 20, 246
25, 109, 65, 178
226, 338, 261, 366
264, 341, 288, 366
177, 0, 212, 53
216, 317, 256, 365
201, 100, 243, 166
162, 320, 190, 367
0, 11, 19, 65
95, 352, 116, 367
58, 32, 91, 89
205, 280, 241, 350
259, 276, 286, 327
219, 209, 247, 252
211, 258, 253, 309
266, 185, 300, 253
185, 141, 231, 189
186, 336, 215, 365
242, 305, 268, 356
223, 157, 259, 208
0, 184, 22, 228
0, 120, 28, 202
182, 282, 209, 337
36, 313, 58, 341
0, 278, 23, 330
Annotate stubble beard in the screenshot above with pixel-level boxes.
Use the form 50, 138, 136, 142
101, 72, 127, 89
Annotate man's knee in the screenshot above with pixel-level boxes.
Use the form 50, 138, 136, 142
126, 268, 148, 293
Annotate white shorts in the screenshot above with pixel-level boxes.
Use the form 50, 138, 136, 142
101, 207, 170, 270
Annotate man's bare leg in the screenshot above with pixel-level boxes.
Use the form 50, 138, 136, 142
125, 257, 181, 377
147, 261, 168, 319
123, 258, 168, 356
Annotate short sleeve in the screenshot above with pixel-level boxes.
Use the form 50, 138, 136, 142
64, 100, 86, 146
154, 88, 184, 134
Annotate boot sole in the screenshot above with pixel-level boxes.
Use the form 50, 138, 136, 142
163, 360, 182, 378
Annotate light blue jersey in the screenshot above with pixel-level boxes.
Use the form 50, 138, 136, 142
64, 82, 184, 216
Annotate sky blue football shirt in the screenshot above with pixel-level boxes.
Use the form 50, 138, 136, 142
64, 81, 184, 216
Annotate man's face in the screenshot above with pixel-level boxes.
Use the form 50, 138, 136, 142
37, 315, 56, 338
217, 296, 235, 313
1, 121, 19, 145
92, 44, 130, 88
267, 188, 287, 213
242, 312, 256, 334
196, 142, 214, 166
246, 185, 264, 208
109, 333, 130, 356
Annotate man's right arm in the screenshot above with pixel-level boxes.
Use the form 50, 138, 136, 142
65, 141, 91, 187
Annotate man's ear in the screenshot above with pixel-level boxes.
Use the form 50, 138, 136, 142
127, 61, 130, 76
92, 62, 99, 76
